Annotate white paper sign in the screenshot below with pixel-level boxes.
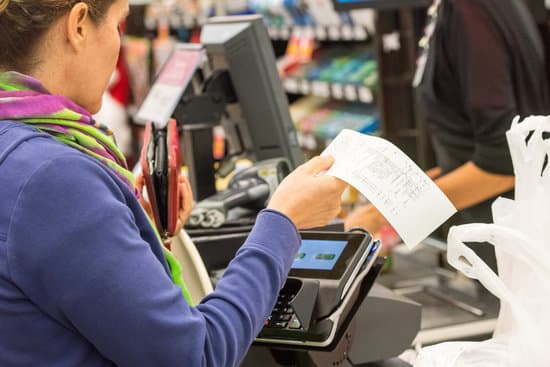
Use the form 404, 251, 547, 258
322, 129, 456, 248
135, 47, 203, 127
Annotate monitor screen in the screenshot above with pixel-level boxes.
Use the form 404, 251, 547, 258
292, 240, 348, 270
200, 15, 304, 170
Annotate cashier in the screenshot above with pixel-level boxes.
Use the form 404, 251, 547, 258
346, 0, 550, 258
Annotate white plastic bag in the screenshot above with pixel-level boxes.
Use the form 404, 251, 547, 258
415, 116, 550, 367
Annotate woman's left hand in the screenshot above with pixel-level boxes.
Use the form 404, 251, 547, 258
135, 173, 194, 236
135, 173, 155, 221
174, 175, 194, 235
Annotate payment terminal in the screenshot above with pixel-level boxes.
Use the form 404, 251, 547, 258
256, 231, 382, 348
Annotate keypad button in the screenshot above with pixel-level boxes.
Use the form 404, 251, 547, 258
274, 314, 292, 322
271, 321, 288, 328
288, 318, 302, 329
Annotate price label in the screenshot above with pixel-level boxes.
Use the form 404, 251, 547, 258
291, 26, 302, 38
312, 81, 330, 97
344, 84, 358, 101
284, 78, 299, 93
170, 13, 182, 28
358, 87, 374, 103
280, 27, 291, 40
328, 25, 340, 40
353, 25, 368, 40
299, 80, 311, 95
268, 27, 279, 39
341, 25, 353, 40
316, 25, 327, 40
331, 83, 344, 99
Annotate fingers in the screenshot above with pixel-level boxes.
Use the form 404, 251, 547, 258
331, 176, 348, 191
179, 179, 193, 221
135, 173, 144, 191
139, 197, 155, 223
316, 175, 348, 194
299, 155, 335, 175
176, 176, 194, 234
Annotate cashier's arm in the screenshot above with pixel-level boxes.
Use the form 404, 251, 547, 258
344, 161, 514, 234
434, 161, 514, 211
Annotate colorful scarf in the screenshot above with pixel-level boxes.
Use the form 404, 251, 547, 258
0, 72, 192, 304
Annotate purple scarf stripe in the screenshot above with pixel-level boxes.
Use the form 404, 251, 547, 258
41, 125, 71, 135
3, 72, 51, 93
0, 95, 85, 121
90, 146, 120, 162
0, 90, 43, 98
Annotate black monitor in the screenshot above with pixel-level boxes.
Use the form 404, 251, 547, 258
200, 15, 304, 170
136, 15, 304, 201
332, 0, 429, 11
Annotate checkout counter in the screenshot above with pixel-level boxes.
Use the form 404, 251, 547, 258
181, 226, 499, 366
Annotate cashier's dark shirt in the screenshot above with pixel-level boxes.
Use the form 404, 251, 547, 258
417, 0, 550, 224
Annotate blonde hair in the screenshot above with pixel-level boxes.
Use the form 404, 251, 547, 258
0, 0, 116, 73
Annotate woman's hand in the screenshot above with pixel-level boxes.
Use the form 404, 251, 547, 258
135, 173, 194, 236
135, 173, 155, 221
173, 175, 193, 235
267, 156, 347, 229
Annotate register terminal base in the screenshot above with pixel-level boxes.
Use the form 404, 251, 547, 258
242, 283, 420, 367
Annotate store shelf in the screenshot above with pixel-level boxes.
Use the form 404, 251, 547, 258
282, 77, 375, 103
268, 25, 370, 41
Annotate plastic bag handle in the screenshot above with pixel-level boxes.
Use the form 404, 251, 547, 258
449, 223, 550, 279
447, 225, 511, 301
507, 116, 550, 202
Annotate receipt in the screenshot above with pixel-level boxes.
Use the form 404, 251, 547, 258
322, 129, 456, 248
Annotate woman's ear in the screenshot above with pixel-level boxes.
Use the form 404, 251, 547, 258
66, 2, 90, 51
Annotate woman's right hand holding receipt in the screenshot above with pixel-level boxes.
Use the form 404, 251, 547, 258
268, 156, 347, 229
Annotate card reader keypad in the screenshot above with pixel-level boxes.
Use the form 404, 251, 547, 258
265, 292, 302, 330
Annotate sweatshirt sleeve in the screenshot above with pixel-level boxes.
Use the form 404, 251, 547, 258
446, 1, 515, 175
6, 155, 301, 367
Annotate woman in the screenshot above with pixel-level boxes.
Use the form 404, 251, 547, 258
346, 0, 550, 262
0, 1, 346, 366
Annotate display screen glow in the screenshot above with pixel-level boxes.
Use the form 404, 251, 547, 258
291, 240, 347, 270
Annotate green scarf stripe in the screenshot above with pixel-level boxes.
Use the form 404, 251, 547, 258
52, 108, 83, 120
0, 80, 31, 91
22, 117, 124, 162
55, 137, 136, 186
55, 108, 126, 163
143, 212, 193, 304
164, 248, 194, 304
